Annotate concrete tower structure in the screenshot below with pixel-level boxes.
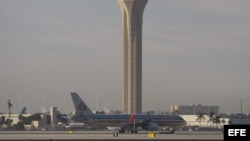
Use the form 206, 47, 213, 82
50, 107, 57, 129
117, 0, 148, 114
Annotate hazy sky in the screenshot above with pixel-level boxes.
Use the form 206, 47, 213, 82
1, 0, 249, 114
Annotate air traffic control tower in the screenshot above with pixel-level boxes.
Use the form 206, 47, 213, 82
117, 0, 148, 114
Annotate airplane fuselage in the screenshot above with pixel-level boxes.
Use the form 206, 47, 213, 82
70, 93, 186, 133
72, 114, 186, 129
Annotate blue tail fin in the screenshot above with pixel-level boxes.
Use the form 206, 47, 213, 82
20, 107, 27, 114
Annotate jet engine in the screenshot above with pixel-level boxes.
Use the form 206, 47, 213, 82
142, 122, 159, 131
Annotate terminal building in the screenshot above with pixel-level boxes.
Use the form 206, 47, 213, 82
1, 104, 250, 131
0, 106, 63, 131
170, 104, 219, 115
170, 104, 250, 129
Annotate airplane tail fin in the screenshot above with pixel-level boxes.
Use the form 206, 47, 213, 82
20, 107, 27, 114
70, 92, 93, 115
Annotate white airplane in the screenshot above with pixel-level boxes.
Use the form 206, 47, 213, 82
69, 93, 186, 133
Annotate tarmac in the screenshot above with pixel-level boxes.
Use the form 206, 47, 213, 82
0, 130, 224, 141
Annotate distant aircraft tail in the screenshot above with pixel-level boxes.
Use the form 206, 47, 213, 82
70, 92, 93, 116
20, 107, 27, 114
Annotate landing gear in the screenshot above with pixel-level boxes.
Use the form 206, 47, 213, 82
119, 129, 138, 134
113, 131, 119, 137
130, 130, 138, 134
170, 128, 175, 134
164, 127, 175, 134
119, 129, 125, 133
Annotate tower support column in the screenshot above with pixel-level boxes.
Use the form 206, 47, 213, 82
118, 0, 148, 114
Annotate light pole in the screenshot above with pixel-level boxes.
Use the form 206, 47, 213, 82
134, 118, 135, 134
7, 99, 13, 126
96, 95, 99, 113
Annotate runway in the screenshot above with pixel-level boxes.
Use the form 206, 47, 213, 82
0, 130, 223, 141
